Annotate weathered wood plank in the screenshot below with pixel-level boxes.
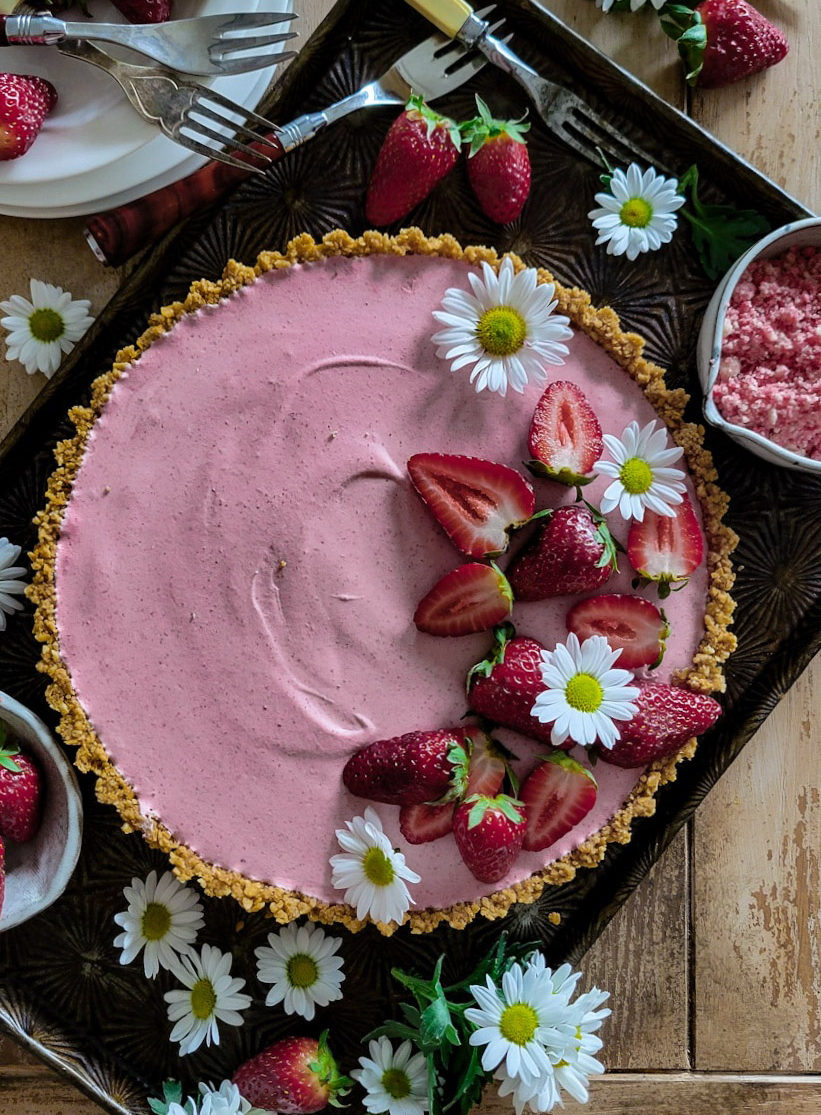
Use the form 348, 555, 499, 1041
694, 667, 821, 1071
581, 830, 690, 1070
0, 1065, 109, 1113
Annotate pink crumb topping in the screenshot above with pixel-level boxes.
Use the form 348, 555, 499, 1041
712, 245, 821, 459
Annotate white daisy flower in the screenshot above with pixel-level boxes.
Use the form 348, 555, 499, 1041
164, 943, 251, 1056
588, 164, 684, 261
465, 961, 576, 1089
593, 418, 687, 521
597, 0, 665, 11
531, 633, 639, 751
352, 1036, 429, 1115
0, 279, 93, 379
198, 1080, 257, 1115
330, 806, 420, 926
0, 539, 27, 632
255, 921, 345, 1020
431, 257, 573, 397
160, 1098, 199, 1115
113, 869, 205, 979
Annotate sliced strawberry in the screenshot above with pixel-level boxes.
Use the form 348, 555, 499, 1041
528, 381, 604, 487
414, 562, 513, 637
464, 726, 514, 797
452, 793, 526, 882
519, 753, 598, 852
342, 728, 470, 806
594, 683, 722, 768
408, 453, 535, 558
566, 593, 668, 669
399, 801, 454, 844
627, 494, 704, 599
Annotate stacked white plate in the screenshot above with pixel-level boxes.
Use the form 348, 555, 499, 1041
0, 0, 292, 218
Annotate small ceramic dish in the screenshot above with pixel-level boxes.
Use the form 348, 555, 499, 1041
697, 216, 821, 475
0, 691, 83, 931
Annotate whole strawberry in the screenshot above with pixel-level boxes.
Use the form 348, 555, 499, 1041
507, 505, 617, 600
111, 0, 172, 22
462, 96, 530, 224
0, 74, 58, 162
0, 738, 42, 843
453, 793, 526, 883
467, 625, 562, 747
662, 0, 788, 88
594, 683, 722, 768
233, 1033, 351, 1114
342, 728, 470, 806
365, 95, 460, 226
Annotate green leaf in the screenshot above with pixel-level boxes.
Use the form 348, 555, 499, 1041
678, 164, 770, 279
420, 994, 459, 1048
442, 1046, 485, 1113
465, 621, 515, 693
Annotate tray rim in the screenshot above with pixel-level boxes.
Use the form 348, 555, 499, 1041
1, 0, 818, 1111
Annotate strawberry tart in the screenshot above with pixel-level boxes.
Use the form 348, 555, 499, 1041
30, 229, 736, 933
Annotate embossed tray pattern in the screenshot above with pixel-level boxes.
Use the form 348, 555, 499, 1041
0, 1, 819, 1111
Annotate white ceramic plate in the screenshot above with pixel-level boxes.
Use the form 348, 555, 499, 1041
0, 0, 292, 216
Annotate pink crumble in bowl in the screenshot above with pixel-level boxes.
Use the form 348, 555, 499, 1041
697, 217, 821, 476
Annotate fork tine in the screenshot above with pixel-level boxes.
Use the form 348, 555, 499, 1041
180, 112, 272, 164
564, 107, 660, 171
213, 31, 299, 59
187, 98, 279, 153
190, 86, 279, 134
217, 12, 298, 31
206, 49, 298, 77
169, 129, 268, 173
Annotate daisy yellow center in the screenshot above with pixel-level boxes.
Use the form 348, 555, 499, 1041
499, 1002, 539, 1046
27, 307, 65, 343
287, 952, 319, 989
141, 901, 171, 941
619, 456, 653, 494
362, 846, 395, 887
381, 1067, 412, 1100
619, 197, 653, 228
565, 673, 604, 713
190, 978, 217, 1020
475, 306, 527, 356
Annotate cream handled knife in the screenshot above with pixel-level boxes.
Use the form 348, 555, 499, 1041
405, 0, 489, 41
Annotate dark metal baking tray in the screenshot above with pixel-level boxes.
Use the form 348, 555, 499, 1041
0, 1, 818, 1111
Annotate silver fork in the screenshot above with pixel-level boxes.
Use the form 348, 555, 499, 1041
1, 10, 298, 77
406, 0, 667, 173
58, 39, 287, 172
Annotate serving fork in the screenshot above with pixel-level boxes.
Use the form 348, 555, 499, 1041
85, 26, 501, 264
58, 39, 288, 172
0, 10, 298, 77
406, 0, 667, 173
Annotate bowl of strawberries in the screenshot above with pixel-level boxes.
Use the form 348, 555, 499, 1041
0, 690, 82, 931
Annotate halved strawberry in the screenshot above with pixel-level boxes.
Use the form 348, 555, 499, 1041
594, 683, 722, 768
527, 381, 603, 487
414, 562, 513, 637
399, 801, 454, 844
407, 453, 535, 558
627, 494, 704, 599
519, 753, 598, 852
464, 726, 514, 797
342, 728, 470, 805
566, 593, 668, 670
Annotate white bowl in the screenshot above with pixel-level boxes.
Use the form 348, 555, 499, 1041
0, 691, 83, 931
697, 216, 821, 475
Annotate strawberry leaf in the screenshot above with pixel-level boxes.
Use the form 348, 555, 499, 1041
0, 740, 21, 774
465, 622, 516, 692
677, 164, 770, 279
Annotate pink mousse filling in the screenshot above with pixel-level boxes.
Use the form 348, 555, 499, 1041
713, 245, 821, 459
55, 254, 708, 910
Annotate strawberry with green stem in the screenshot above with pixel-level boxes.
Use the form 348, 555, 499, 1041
594, 682, 722, 767
414, 562, 513, 637
452, 793, 526, 882
0, 74, 58, 163
343, 727, 470, 806
233, 1032, 351, 1114
566, 593, 669, 669
461, 96, 531, 225
366, 95, 461, 226
0, 729, 42, 844
519, 753, 598, 852
660, 0, 788, 89
627, 493, 704, 598
527, 381, 604, 490
507, 503, 618, 601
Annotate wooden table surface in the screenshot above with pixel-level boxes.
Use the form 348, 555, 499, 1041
0, 1, 818, 1112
